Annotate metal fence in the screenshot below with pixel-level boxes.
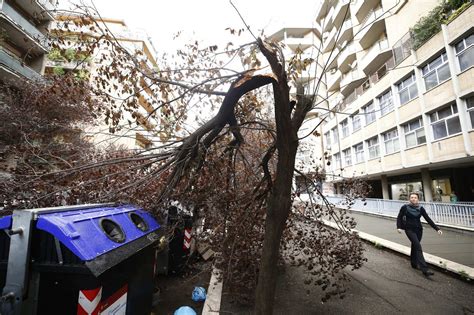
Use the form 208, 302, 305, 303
307, 195, 474, 229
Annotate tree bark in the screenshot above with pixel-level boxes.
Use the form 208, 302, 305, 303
254, 38, 298, 313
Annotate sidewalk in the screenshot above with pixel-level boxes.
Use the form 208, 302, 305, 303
347, 211, 474, 268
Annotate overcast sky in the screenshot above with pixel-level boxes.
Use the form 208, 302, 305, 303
66, 0, 320, 55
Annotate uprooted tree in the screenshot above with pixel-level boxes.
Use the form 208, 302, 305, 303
0, 3, 371, 313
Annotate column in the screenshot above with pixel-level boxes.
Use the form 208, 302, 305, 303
421, 168, 433, 202
381, 175, 389, 199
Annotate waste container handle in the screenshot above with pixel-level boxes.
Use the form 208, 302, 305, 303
8, 227, 23, 236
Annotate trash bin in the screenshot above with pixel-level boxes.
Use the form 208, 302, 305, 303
167, 206, 193, 275
0, 203, 161, 315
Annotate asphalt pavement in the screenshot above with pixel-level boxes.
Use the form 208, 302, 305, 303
220, 244, 474, 314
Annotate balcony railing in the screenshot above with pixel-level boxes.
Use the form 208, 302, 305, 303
0, 1, 49, 50
0, 48, 42, 80
337, 42, 356, 66
362, 38, 389, 64
359, 7, 384, 31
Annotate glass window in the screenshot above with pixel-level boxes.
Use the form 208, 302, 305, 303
383, 129, 400, 154
422, 52, 451, 90
403, 118, 426, 148
325, 132, 331, 146
343, 148, 352, 166
364, 103, 376, 124
378, 90, 394, 116
466, 96, 474, 129
430, 104, 461, 140
391, 182, 424, 201
341, 119, 350, 138
367, 136, 380, 159
455, 34, 474, 71
397, 73, 418, 105
352, 112, 361, 131
354, 142, 364, 163
332, 127, 339, 143
334, 153, 341, 170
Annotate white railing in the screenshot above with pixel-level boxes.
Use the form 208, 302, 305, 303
317, 196, 474, 229
337, 42, 356, 65
360, 7, 385, 30
362, 38, 390, 65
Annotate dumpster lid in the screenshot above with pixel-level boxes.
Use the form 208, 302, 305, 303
36, 204, 160, 264
0, 215, 12, 230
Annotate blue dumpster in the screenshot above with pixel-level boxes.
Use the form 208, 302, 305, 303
0, 203, 161, 315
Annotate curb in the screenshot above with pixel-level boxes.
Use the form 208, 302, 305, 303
322, 219, 474, 280
202, 268, 223, 314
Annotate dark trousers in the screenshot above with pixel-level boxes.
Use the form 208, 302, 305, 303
405, 228, 429, 272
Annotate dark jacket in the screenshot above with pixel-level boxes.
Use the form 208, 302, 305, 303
396, 204, 440, 231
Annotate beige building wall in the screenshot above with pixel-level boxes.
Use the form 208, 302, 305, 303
314, 0, 474, 198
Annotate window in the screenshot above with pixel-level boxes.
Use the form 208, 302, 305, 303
341, 119, 350, 138
455, 34, 474, 71
430, 104, 461, 140
403, 118, 426, 148
422, 52, 451, 90
378, 90, 394, 116
466, 96, 474, 129
343, 148, 352, 166
397, 73, 418, 105
383, 129, 400, 154
333, 153, 341, 170
332, 127, 339, 143
367, 136, 380, 159
352, 112, 361, 131
325, 132, 331, 146
364, 102, 376, 125
353, 143, 364, 163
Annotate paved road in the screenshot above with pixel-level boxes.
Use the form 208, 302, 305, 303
348, 211, 474, 268
221, 245, 474, 314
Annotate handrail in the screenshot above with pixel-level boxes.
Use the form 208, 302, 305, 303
311, 195, 474, 228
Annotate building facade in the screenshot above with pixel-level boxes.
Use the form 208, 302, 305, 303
315, 0, 474, 202
45, 16, 162, 150
0, 0, 55, 82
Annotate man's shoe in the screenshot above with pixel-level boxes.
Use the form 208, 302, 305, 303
423, 271, 434, 277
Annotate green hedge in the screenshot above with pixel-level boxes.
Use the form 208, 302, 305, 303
410, 0, 472, 50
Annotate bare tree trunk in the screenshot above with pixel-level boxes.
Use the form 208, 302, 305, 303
254, 143, 297, 314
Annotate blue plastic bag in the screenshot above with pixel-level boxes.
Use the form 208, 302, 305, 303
191, 286, 207, 302
174, 306, 197, 315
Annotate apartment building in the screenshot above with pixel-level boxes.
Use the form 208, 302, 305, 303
0, 0, 55, 82
46, 16, 161, 150
316, 0, 474, 202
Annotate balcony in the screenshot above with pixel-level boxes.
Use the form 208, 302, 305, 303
358, 7, 386, 49
326, 46, 339, 70
45, 59, 91, 70
332, 0, 351, 29
335, 19, 353, 47
327, 69, 342, 92
323, 6, 335, 32
340, 68, 366, 96
322, 26, 337, 53
316, 0, 332, 21
285, 36, 314, 51
15, 0, 56, 21
0, 1, 49, 55
0, 48, 42, 81
360, 38, 392, 74
354, 0, 381, 23
337, 42, 356, 73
